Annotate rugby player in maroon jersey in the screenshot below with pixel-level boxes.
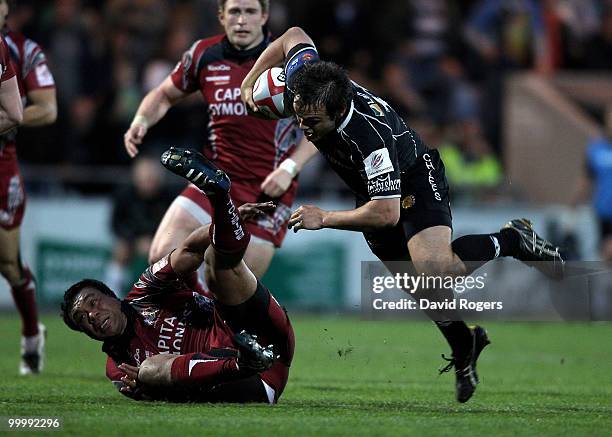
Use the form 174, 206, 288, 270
0, 0, 57, 375
61, 148, 294, 403
123, 0, 317, 282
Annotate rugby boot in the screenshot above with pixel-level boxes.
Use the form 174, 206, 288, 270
20, 324, 46, 375
161, 147, 231, 196
503, 218, 565, 280
233, 330, 275, 373
439, 325, 490, 403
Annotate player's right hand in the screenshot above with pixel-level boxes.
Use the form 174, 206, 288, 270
238, 201, 276, 222
124, 122, 148, 158
240, 81, 259, 114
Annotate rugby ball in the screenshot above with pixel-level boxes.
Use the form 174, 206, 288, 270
252, 67, 288, 119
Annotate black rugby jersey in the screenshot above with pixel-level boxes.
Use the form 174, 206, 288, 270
285, 44, 430, 202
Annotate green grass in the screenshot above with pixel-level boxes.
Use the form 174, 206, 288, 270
1, 314, 611, 436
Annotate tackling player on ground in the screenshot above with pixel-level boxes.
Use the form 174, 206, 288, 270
0, 0, 57, 375
123, 0, 317, 282
61, 148, 294, 403
241, 27, 565, 403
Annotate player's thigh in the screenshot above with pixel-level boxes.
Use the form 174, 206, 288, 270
149, 199, 204, 263
243, 239, 275, 278
407, 225, 463, 275
0, 226, 21, 280
204, 252, 258, 306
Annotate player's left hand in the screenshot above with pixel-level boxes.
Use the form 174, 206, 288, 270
261, 167, 293, 198
118, 363, 140, 395
288, 205, 327, 232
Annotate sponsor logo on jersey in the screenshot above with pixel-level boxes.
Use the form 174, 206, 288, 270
423, 153, 442, 201
35, 64, 54, 87
364, 148, 394, 179
302, 53, 314, 62
157, 317, 185, 355
205, 75, 231, 85
367, 173, 401, 196
207, 64, 231, 71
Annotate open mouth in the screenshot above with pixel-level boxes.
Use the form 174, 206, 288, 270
101, 318, 109, 332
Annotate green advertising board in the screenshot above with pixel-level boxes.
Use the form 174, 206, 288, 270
262, 241, 346, 310
36, 239, 111, 304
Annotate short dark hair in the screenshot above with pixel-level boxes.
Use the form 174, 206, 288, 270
218, 0, 269, 14
61, 279, 118, 332
291, 61, 353, 122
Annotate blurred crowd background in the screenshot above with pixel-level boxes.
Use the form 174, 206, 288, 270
9, 0, 612, 200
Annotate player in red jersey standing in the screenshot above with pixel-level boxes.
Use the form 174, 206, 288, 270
0, 0, 57, 375
124, 0, 316, 279
61, 148, 294, 403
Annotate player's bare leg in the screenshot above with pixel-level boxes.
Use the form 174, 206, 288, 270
148, 201, 201, 264
243, 240, 275, 278
407, 225, 487, 403
0, 226, 44, 375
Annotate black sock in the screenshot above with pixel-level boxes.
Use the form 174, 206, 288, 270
434, 320, 473, 358
452, 228, 519, 262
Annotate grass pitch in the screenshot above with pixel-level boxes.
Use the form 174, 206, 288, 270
1, 314, 611, 436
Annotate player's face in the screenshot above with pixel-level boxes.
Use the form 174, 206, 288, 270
0, 0, 8, 30
293, 102, 337, 142
70, 288, 127, 340
219, 0, 268, 50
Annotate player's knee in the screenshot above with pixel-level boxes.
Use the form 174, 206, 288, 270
0, 258, 21, 284
139, 355, 174, 387
413, 255, 464, 277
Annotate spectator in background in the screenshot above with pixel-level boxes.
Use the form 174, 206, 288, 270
571, 105, 612, 262
464, 0, 552, 151
438, 120, 503, 200
104, 156, 174, 294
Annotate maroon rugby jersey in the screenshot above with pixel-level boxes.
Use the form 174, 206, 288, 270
0, 31, 55, 158
103, 254, 238, 376
170, 34, 300, 185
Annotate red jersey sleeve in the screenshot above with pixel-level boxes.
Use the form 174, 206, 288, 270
0, 35, 15, 82
21, 38, 55, 91
126, 252, 189, 300
170, 39, 206, 94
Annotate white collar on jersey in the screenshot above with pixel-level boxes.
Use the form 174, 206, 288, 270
336, 100, 355, 132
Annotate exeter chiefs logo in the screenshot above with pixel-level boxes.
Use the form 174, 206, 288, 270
401, 195, 416, 209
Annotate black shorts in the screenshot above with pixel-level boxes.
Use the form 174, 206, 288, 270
216, 280, 295, 400
360, 149, 453, 261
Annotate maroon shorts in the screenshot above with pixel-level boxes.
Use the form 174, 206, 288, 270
178, 180, 297, 248
0, 157, 25, 230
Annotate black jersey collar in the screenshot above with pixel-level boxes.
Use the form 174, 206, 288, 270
336, 100, 355, 132
222, 26, 270, 63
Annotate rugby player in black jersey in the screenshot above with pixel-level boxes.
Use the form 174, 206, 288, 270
241, 27, 564, 403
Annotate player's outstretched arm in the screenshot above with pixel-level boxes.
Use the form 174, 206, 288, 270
289, 198, 400, 233
241, 27, 314, 112
23, 88, 57, 127
0, 75, 23, 133
124, 77, 188, 158
261, 136, 318, 197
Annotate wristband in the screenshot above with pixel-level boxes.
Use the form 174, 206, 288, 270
131, 114, 149, 129
279, 158, 298, 178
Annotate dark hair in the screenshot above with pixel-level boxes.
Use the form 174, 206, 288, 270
61, 279, 118, 331
291, 61, 354, 122
218, 0, 269, 14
